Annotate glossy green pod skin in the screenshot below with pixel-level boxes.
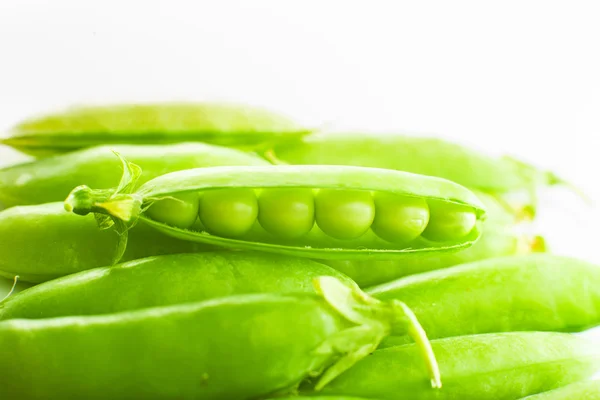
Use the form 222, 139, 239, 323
322, 191, 541, 286
65, 164, 486, 260
0, 277, 440, 399
0, 202, 210, 283
0, 142, 269, 208
2, 102, 311, 157
519, 380, 600, 399
0, 252, 355, 320
271, 133, 558, 194
305, 332, 600, 400
368, 254, 600, 346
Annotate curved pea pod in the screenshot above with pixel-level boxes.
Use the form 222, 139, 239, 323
0, 277, 441, 399
366, 254, 600, 346
520, 380, 600, 399
271, 133, 559, 195
64, 160, 487, 260
303, 332, 600, 400
0, 202, 210, 283
0, 252, 356, 320
0, 142, 269, 208
1, 102, 311, 157
321, 191, 540, 286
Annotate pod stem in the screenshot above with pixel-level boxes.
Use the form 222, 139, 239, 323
310, 276, 441, 391
0, 275, 19, 303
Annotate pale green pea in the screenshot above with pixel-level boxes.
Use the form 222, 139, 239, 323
315, 189, 375, 240
258, 188, 315, 239
145, 192, 199, 229
199, 188, 258, 237
372, 193, 429, 244
422, 200, 477, 242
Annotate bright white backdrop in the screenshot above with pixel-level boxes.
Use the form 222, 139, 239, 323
1, 1, 599, 340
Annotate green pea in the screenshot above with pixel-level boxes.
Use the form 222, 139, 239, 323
305, 332, 600, 400
2, 102, 310, 157
200, 188, 258, 237
0, 277, 440, 399
65, 164, 486, 259
421, 200, 477, 242
0, 252, 355, 320
371, 193, 429, 244
520, 380, 600, 399
315, 189, 375, 240
366, 254, 600, 346
145, 192, 199, 229
258, 188, 315, 239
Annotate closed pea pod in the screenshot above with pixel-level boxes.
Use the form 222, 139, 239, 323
0, 202, 211, 283
64, 159, 486, 259
1, 102, 311, 157
519, 380, 600, 399
303, 332, 600, 400
0, 277, 441, 399
0, 142, 270, 209
0, 252, 356, 320
366, 254, 600, 345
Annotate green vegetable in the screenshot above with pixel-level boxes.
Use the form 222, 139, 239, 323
0, 277, 440, 399
2, 102, 310, 157
304, 332, 600, 400
0, 142, 269, 209
366, 254, 600, 346
0, 202, 210, 283
271, 133, 558, 195
0, 252, 355, 319
519, 380, 600, 399
321, 191, 538, 286
64, 160, 486, 260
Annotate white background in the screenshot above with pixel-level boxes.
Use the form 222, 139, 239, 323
1, 1, 600, 341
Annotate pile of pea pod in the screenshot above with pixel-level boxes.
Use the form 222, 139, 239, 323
0, 102, 598, 400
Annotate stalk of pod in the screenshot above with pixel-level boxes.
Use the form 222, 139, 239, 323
64, 159, 487, 259
301, 332, 600, 400
323, 190, 544, 286
365, 254, 600, 345
0, 142, 270, 209
1, 102, 311, 157
0, 276, 442, 400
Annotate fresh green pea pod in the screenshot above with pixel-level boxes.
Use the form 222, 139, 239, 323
0, 202, 211, 283
519, 380, 600, 399
322, 191, 543, 286
303, 332, 600, 400
270, 133, 559, 195
0, 277, 441, 399
1, 102, 311, 157
0, 252, 356, 320
0, 142, 269, 208
366, 254, 600, 346
64, 159, 486, 260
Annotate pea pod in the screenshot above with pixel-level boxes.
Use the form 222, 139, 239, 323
304, 332, 600, 400
1, 102, 311, 157
519, 380, 600, 399
0, 277, 441, 399
322, 191, 541, 286
271, 133, 559, 196
0, 202, 211, 283
0, 252, 355, 320
0, 142, 269, 208
365, 254, 600, 346
64, 160, 486, 260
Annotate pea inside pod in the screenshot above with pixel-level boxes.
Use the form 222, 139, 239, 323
64, 161, 486, 259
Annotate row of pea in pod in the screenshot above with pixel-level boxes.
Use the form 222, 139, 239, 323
0, 103, 598, 400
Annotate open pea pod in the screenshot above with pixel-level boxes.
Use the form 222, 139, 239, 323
1, 102, 311, 157
64, 157, 486, 260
